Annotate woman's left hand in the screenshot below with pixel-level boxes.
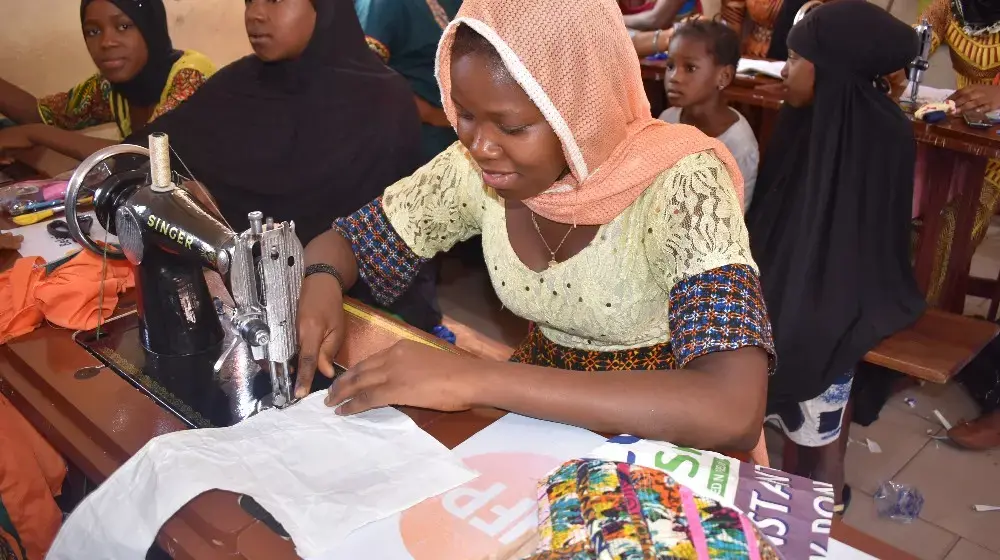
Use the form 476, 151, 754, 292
948, 84, 1000, 114
326, 340, 483, 415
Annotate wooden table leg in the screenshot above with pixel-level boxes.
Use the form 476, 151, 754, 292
942, 153, 988, 312
913, 145, 955, 302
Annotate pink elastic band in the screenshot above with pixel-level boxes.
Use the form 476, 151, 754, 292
679, 486, 710, 559
739, 514, 762, 560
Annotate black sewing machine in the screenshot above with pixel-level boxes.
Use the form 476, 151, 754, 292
63, 133, 315, 428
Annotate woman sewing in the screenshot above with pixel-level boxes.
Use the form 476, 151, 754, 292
129, 0, 446, 337
0, 0, 214, 162
915, 0, 1000, 306
913, 0, 1000, 451
295, 0, 775, 451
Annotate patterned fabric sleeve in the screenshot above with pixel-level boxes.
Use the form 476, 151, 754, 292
916, 0, 949, 54
720, 0, 747, 36
333, 198, 427, 306
334, 142, 483, 305
37, 73, 114, 131
668, 264, 775, 370
149, 67, 210, 122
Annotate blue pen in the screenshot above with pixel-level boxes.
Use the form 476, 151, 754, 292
21, 199, 64, 213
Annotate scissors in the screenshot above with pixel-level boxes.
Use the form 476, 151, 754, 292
47, 215, 93, 239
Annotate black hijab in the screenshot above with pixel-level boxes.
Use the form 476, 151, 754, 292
746, 0, 926, 405
126, 0, 423, 244
80, 0, 181, 106
953, 0, 1000, 33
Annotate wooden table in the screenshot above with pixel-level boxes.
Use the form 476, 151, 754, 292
640, 58, 1000, 313
0, 298, 917, 559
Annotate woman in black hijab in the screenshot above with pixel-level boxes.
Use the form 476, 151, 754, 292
746, 0, 925, 512
0, 0, 214, 162
127, 0, 444, 334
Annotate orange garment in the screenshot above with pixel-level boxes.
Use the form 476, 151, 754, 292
0, 393, 67, 560
0, 258, 45, 344
434, 0, 744, 225
0, 250, 134, 343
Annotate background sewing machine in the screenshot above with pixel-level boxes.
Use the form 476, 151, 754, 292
61, 133, 322, 428
903, 18, 934, 111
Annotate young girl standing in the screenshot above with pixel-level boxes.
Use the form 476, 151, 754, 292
659, 20, 758, 211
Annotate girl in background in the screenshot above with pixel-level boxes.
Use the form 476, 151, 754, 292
0, 0, 214, 162
659, 19, 758, 212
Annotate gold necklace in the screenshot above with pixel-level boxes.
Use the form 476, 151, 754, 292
530, 211, 576, 268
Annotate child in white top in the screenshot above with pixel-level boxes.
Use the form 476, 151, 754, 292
659, 20, 758, 212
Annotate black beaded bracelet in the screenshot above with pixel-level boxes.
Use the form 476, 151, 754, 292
304, 263, 345, 293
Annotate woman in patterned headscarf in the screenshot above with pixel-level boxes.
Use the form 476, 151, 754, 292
294, 0, 777, 453
0, 0, 214, 162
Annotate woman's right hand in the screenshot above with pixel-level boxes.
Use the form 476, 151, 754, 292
294, 273, 347, 398
0, 125, 34, 163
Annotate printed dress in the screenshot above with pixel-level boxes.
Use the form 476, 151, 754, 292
721, 0, 785, 58
37, 50, 215, 139
333, 142, 775, 372
916, 0, 1000, 304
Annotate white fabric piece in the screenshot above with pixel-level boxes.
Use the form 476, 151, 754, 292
48, 394, 478, 559
902, 83, 956, 105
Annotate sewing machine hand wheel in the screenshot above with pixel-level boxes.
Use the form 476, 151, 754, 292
64, 144, 151, 260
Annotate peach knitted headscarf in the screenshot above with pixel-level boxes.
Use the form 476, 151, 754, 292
435, 0, 745, 225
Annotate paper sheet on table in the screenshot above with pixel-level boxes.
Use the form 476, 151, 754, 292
48, 394, 478, 559
737, 58, 786, 79
903, 82, 956, 105
2, 210, 117, 263
314, 414, 605, 560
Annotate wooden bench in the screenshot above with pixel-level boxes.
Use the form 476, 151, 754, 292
864, 308, 999, 383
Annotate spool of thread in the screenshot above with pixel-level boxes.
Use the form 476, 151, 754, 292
149, 133, 173, 191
